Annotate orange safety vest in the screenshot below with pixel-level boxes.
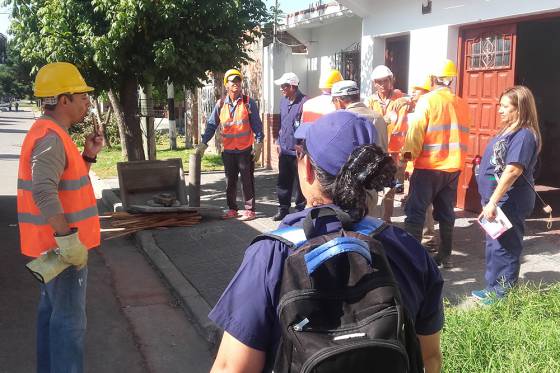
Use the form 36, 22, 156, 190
413, 88, 470, 172
366, 89, 410, 153
301, 94, 336, 124
219, 95, 254, 151
17, 117, 100, 258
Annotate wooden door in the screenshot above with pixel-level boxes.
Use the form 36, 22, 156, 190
457, 24, 517, 211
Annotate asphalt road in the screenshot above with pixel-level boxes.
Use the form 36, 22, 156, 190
0, 109, 212, 373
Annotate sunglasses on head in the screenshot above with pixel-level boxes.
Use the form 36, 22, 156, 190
228, 76, 242, 83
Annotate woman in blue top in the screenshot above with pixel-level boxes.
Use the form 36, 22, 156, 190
474, 86, 542, 302
209, 111, 444, 373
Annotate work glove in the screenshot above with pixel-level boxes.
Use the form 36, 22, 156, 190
26, 251, 71, 284
195, 143, 208, 157
54, 229, 88, 269
253, 142, 263, 162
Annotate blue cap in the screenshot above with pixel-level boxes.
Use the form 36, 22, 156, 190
294, 110, 377, 176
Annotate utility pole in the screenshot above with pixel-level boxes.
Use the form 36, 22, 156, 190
167, 81, 177, 150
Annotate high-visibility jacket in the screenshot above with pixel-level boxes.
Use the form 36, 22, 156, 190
219, 95, 254, 151
405, 87, 470, 172
301, 94, 336, 123
365, 89, 410, 153
17, 117, 100, 258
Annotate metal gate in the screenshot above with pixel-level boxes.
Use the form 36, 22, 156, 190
335, 42, 361, 87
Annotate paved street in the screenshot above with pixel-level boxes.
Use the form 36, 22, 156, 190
0, 110, 212, 373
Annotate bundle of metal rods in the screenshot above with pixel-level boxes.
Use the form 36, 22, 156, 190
102, 211, 202, 239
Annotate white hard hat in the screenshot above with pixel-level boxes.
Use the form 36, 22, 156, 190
371, 65, 393, 80
331, 80, 360, 97
274, 72, 300, 86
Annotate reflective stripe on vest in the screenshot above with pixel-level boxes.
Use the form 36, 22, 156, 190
17, 117, 100, 257
301, 95, 336, 124
18, 175, 91, 191
18, 205, 98, 225
219, 97, 254, 150
413, 89, 470, 172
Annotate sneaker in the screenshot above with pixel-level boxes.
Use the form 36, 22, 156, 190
395, 183, 405, 194
222, 209, 238, 219
471, 289, 499, 306
272, 209, 288, 221
238, 210, 256, 221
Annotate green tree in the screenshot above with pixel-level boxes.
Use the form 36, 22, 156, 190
0, 41, 33, 100
7, 0, 269, 160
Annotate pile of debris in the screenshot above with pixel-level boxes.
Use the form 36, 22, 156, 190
103, 210, 202, 239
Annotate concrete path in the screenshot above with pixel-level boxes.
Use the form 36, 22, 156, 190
96, 157, 560, 345
1, 110, 212, 373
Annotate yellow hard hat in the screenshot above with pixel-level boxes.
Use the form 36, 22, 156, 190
34, 62, 94, 98
319, 69, 343, 89
223, 69, 243, 85
411, 76, 432, 92
432, 59, 457, 78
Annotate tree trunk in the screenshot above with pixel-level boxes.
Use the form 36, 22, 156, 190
212, 73, 224, 153
108, 89, 128, 159
120, 77, 145, 161
102, 106, 113, 148
184, 87, 194, 148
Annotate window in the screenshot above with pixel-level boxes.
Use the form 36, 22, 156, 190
467, 34, 512, 71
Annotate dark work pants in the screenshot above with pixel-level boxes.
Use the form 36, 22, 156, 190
277, 153, 306, 212
222, 150, 255, 211
405, 169, 460, 227
484, 193, 534, 297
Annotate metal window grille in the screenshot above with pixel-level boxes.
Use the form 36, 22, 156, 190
466, 34, 512, 71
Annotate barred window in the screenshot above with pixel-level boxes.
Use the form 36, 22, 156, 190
466, 34, 512, 71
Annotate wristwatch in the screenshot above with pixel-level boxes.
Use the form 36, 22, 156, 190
82, 153, 97, 163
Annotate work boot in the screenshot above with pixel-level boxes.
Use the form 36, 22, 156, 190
404, 222, 424, 243
272, 208, 289, 221
434, 222, 454, 269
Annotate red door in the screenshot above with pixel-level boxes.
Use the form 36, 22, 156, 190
457, 24, 517, 211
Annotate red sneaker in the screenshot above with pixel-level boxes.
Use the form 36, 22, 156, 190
238, 210, 256, 221
222, 209, 238, 219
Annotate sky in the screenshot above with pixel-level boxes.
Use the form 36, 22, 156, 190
0, 1, 318, 37
0, 5, 10, 37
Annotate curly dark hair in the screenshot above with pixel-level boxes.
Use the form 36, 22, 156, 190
307, 143, 396, 221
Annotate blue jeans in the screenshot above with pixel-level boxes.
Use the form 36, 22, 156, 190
37, 266, 87, 373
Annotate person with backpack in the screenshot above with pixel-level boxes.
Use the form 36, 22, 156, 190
195, 68, 264, 221
209, 111, 444, 373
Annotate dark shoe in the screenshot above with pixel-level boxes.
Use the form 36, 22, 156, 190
272, 209, 289, 221
434, 254, 453, 269
395, 183, 405, 194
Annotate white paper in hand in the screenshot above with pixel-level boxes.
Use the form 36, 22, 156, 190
477, 206, 513, 239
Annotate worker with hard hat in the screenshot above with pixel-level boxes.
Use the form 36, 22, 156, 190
365, 65, 410, 222
402, 59, 470, 269
406, 76, 438, 251
196, 68, 264, 221
18, 62, 103, 372
300, 69, 343, 123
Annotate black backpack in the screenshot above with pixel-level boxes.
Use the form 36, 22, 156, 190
255, 207, 424, 373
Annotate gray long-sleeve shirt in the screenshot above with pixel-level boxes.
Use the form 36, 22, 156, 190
30, 119, 67, 219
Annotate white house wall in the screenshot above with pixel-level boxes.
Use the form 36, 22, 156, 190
351, 0, 560, 96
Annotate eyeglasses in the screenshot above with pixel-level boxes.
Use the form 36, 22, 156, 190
280, 83, 291, 90
373, 78, 391, 86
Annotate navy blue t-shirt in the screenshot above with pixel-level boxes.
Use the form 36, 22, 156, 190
209, 207, 444, 368
476, 128, 538, 204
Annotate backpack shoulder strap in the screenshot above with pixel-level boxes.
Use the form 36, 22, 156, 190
243, 94, 252, 115
251, 226, 308, 249
251, 216, 387, 250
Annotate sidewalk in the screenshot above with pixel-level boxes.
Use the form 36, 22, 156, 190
93, 169, 560, 345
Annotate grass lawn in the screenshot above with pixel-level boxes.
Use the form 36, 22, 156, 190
92, 137, 224, 179
442, 283, 560, 372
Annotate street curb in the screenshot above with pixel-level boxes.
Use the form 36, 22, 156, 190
135, 231, 222, 346
90, 170, 222, 346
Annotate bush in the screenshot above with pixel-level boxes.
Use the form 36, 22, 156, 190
442, 283, 560, 372
69, 114, 121, 147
